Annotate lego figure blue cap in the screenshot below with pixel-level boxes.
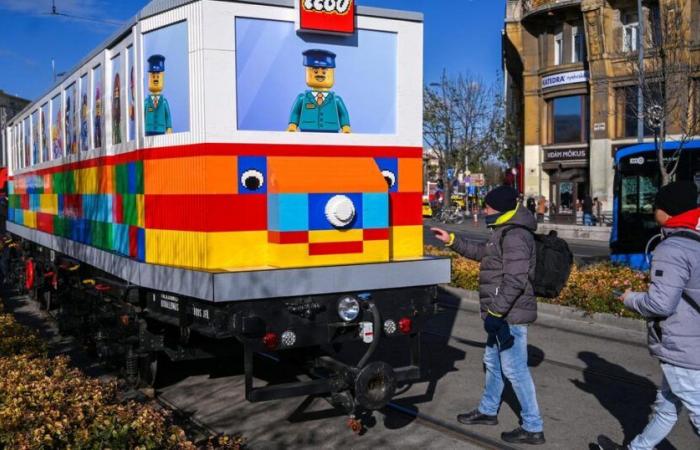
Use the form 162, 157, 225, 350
302, 49, 337, 69
147, 54, 166, 73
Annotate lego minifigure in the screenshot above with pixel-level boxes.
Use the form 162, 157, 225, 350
288, 49, 351, 134
144, 54, 173, 136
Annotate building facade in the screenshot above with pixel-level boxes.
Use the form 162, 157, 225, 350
0, 90, 30, 168
504, 0, 700, 223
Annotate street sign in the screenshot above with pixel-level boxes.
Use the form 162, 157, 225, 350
296, 0, 355, 35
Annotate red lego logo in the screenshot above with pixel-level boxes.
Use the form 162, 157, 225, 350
298, 0, 355, 35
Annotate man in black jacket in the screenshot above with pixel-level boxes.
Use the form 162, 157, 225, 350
432, 186, 545, 445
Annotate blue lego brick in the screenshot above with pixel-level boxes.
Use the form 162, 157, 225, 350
374, 157, 399, 192
268, 194, 309, 231
362, 193, 389, 229
82, 195, 113, 223
238, 156, 267, 194
308, 193, 363, 231
113, 223, 130, 255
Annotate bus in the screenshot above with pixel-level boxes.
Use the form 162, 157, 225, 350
611, 140, 700, 270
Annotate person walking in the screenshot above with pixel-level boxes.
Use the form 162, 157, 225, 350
431, 186, 545, 445
598, 180, 700, 450
536, 196, 546, 224
583, 195, 594, 226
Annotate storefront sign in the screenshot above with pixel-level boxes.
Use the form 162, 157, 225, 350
297, 0, 355, 35
544, 147, 588, 162
541, 70, 589, 89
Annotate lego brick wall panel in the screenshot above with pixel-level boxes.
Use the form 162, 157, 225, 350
53, 216, 70, 238
362, 193, 389, 229
36, 213, 54, 234
144, 194, 266, 232
268, 157, 388, 194
53, 171, 76, 195
83, 195, 114, 223
97, 165, 115, 194
268, 240, 389, 269
389, 192, 423, 226
116, 162, 144, 195
145, 229, 209, 269
22, 211, 37, 229
122, 195, 145, 227
90, 221, 113, 250
268, 194, 309, 232
39, 194, 58, 215
43, 174, 53, 194
398, 158, 422, 192
207, 231, 268, 269
75, 167, 99, 194
144, 156, 237, 195
390, 225, 424, 259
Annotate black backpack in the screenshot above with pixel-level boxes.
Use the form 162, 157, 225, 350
501, 226, 574, 299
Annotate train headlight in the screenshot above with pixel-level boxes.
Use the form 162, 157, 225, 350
281, 330, 297, 347
337, 296, 360, 322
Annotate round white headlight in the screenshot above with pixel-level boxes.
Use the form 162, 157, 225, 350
383, 319, 397, 335
337, 296, 360, 322
281, 330, 297, 347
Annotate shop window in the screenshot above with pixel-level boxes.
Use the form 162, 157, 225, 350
551, 95, 588, 144
622, 12, 639, 53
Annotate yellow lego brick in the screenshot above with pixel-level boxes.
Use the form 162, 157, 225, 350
390, 225, 424, 260
23, 211, 37, 229
75, 167, 99, 194
145, 229, 268, 270
207, 231, 268, 270
39, 194, 58, 215
308, 229, 363, 243
268, 240, 389, 269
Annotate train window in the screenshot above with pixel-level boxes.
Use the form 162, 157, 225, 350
92, 64, 104, 149
111, 53, 124, 145
50, 94, 63, 159
143, 21, 190, 136
65, 82, 79, 155
234, 17, 397, 134
79, 74, 89, 151
31, 110, 40, 165
127, 45, 136, 141
41, 103, 49, 162
22, 116, 30, 168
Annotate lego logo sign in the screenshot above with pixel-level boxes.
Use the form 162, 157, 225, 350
298, 0, 355, 35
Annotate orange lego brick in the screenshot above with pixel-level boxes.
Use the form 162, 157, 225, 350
268, 157, 387, 194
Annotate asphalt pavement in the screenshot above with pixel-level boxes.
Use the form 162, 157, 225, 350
4, 286, 699, 449
423, 218, 611, 264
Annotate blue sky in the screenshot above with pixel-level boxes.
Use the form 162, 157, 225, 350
0, 0, 505, 101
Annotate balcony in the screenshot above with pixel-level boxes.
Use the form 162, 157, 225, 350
522, 0, 582, 19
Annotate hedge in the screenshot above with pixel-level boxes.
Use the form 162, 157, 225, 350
426, 246, 649, 318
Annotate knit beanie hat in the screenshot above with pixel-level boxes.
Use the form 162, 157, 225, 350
485, 186, 519, 213
654, 180, 698, 216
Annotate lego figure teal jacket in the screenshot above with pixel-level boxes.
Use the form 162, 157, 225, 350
289, 91, 350, 133
144, 95, 172, 135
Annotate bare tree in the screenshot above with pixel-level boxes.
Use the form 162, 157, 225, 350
627, 0, 700, 185
423, 71, 503, 206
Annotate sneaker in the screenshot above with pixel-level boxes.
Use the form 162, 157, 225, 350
501, 427, 546, 445
596, 435, 625, 450
456, 409, 498, 426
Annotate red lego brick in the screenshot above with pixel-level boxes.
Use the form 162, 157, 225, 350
269, 231, 309, 244
309, 241, 363, 256
145, 194, 267, 232
363, 228, 390, 241
390, 192, 423, 226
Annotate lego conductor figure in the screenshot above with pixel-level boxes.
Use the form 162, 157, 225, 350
144, 54, 173, 136
288, 49, 351, 133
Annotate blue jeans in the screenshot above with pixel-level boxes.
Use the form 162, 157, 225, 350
629, 363, 700, 449
478, 324, 544, 433
583, 213, 593, 226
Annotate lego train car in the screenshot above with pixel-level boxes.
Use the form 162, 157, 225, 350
2, 0, 449, 416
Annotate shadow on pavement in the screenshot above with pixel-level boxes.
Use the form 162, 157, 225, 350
571, 351, 675, 450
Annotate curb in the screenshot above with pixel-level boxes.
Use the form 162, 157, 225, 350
439, 285, 647, 334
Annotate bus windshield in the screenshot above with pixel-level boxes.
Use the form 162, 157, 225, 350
620, 173, 658, 215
